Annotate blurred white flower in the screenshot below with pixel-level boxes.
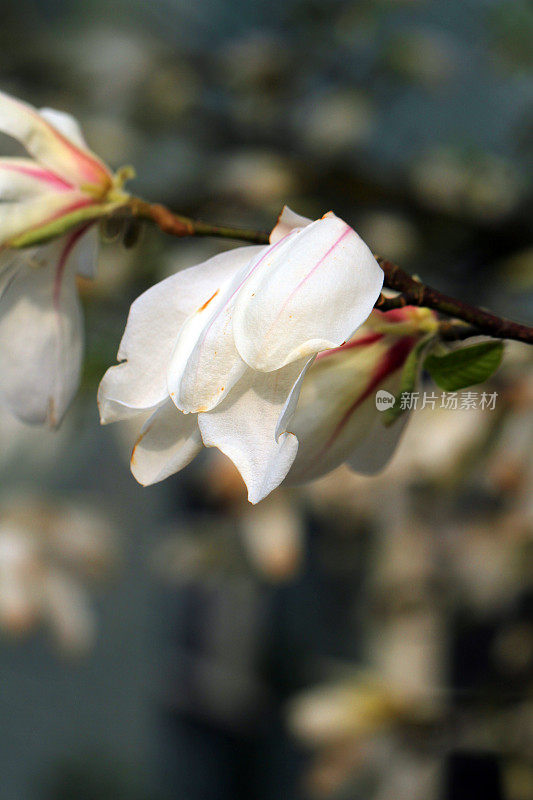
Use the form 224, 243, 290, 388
287, 675, 397, 748
0, 527, 38, 634
240, 492, 304, 580
0, 497, 117, 655
99, 205, 383, 502
211, 151, 297, 206
411, 147, 522, 220
0, 91, 131, 426
298, 89, 374, 154
357, 211, 419, 263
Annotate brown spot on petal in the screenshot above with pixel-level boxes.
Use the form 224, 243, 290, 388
198, 289, 219, 312
130, 432, 145, 468
47, 397, 57, 429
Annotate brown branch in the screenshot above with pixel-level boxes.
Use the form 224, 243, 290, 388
376, 258, 533, 345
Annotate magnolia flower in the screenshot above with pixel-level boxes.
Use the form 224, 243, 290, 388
0, 497, 117, 654
0, 91, 131, 425
99, 206, 384, 502
287, 675, 398, 747
287, 306, 438, 484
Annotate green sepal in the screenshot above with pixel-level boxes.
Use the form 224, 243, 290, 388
383, 334, 436, 427
9, 201, 126, 249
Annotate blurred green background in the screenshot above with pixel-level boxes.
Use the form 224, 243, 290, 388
0, 1, 532, 799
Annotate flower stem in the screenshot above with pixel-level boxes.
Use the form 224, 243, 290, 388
130, 199, 270, 244
130, 199, 533, 346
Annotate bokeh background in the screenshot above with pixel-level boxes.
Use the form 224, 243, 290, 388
0, 1, 532, 798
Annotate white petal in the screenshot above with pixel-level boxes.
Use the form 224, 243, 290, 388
198, 358, 309, 504
0, 250, 19, 291
275, 354, 315, 440
72, 224, 98, 278
345, 408, 411, 474
98, 246, 261, 423
233, 213, 384, 372
240, 494, 304, 579
166, 245, 265, 414
130, 399, 202, 486
0, 91, 110, 187
0, 157, 74, 199
269, 204, 312, 244
42, 571, 95, 654
0, 189, 91, 247
287, 337, 411, 483
39, 108, 88, 149
0, 233, 85, 426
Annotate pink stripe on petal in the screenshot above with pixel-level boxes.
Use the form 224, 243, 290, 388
47, 196, 95, 221
373, 307, 416, 323
38, 120, 111, 186
0, 162, 74, 191
53, 223, 92, 308
252, 225, 352, 353
305, 336, 416, 473
60, 142, 110, 185
315, 332, 384, 361
12, 95, 111, 186
23, 196, 96, 241
284, 226, 352, 301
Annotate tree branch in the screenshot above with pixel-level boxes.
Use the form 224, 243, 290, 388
376, 257, 533, 345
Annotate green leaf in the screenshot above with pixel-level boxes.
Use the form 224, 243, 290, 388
383, 335, 434, 427
423, 341, 504, 391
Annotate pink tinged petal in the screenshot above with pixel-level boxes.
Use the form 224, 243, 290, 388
0, 92, 111, 187
287, 336, 415, 484
130, 399, 202, 486
39, 108, 88, 150
167, 244, 266, 414
315, 331, 383, 360
233, 213, 384, 372
0, 158, 74, 198
198, 357, 309, 504
0, 189, 94, 247
0, 232, 85, 426
98, 247, 262, 423
269, 205, 313, 244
